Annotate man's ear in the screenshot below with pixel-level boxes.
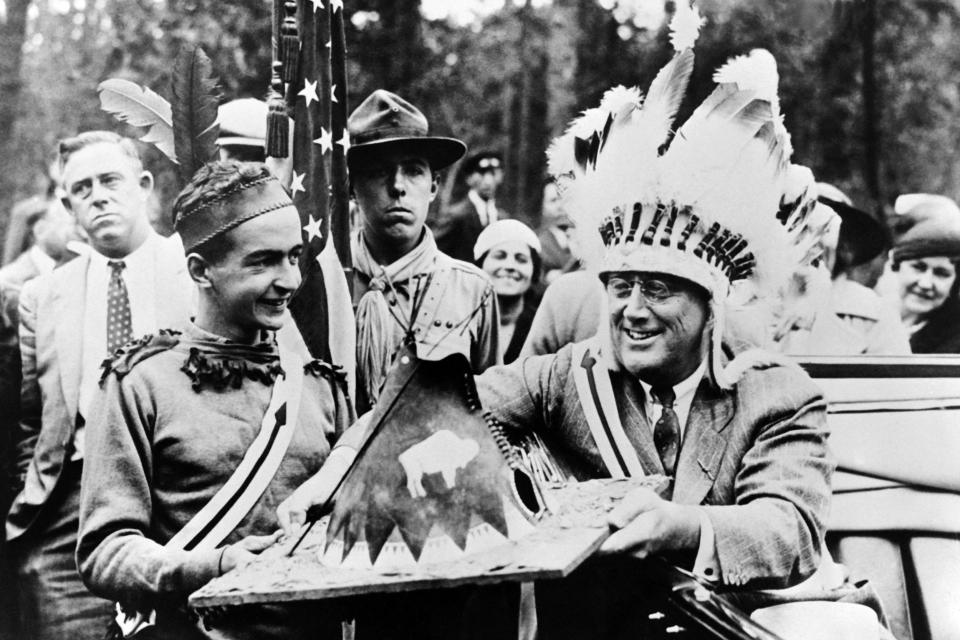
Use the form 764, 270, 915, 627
60, 195, 73, 214
429, 175, 439, 203
138, 170, 154, 195
187, 253, 214, 288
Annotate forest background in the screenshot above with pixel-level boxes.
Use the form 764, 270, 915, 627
0, 0, 958, 239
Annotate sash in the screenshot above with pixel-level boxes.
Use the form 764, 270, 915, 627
570, 339, 644, 478
113, 342, 305, 638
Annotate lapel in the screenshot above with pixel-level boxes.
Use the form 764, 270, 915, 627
672, 379, 735, 505
613, 372, 665, 476
52, 254, 90, 419
153, 234, 193, 326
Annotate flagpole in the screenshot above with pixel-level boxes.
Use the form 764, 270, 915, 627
329, 2, 352, 295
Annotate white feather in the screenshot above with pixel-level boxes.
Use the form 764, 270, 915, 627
547, 89, 641, 179
669, 0, 705, 52
713, 49, 780, 114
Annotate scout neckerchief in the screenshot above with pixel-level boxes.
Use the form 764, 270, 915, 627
353, 227, 444, 407
113, 339, 305, 638
570, 338, 645, 478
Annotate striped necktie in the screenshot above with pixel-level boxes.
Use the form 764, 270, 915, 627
107, 260, 133, 354
651, 385, 680, 477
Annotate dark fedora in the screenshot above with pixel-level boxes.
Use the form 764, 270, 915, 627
347, 90, 466, 171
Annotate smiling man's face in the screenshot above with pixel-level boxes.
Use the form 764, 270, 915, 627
353, 147, 437, 259
201, 205, 303, 342
605, 271, 711, 386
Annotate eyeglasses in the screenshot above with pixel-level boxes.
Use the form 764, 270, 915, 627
603, 275, 678, 304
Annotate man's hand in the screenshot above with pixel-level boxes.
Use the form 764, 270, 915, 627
599, 487, 701, 559
218, 530, 283, 575
276, 446, 357, 539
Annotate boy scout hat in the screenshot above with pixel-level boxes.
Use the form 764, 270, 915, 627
347, 90, 466, 171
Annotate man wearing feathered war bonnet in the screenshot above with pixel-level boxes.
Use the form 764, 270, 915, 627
281, 2, 838, 637
77, 161, 352, 640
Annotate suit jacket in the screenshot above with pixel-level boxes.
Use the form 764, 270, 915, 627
429, 197, 488, 263
537, 227, 576, 278
476, 341, 833, 591
519, 270, 603, 358
6, 235, 194, 541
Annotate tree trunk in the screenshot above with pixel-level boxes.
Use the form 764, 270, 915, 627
516, 0, 533, 224
0, 0, 34, 223
861, 0, 881, 208
546, 0, 578, 140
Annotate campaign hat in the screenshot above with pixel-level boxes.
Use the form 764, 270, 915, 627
347, 90, 466, 172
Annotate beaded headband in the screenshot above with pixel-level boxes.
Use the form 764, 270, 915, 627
175, 175, 296, 253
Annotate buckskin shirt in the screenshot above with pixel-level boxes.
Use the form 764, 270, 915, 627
77, 322, 352, 640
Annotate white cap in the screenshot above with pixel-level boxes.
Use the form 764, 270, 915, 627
217, 98, 267, 147
473, 219, 541, 262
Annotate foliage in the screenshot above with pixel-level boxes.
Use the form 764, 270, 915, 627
2, 0, 960, 240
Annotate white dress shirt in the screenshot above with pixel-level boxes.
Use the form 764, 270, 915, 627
636, 359, 707, 441
76, 232, 161, 458
467, 189, 498, 227
636, 359, 721, 581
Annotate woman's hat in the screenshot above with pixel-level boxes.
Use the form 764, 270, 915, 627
347, 90, 466, 171
891, 193, 960, 263
473, 219, 541, 262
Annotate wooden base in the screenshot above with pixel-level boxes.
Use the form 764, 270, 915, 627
189, 477, 667, 610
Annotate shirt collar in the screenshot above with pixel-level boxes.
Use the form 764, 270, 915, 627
88, 230, 158, 270
468, 189, 494, 213
636, 357, 708, 406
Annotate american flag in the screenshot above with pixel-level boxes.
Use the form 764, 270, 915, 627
270, 0, 352, 366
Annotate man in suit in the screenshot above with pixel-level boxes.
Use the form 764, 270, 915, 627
6, 131, 194, 640
279, 40, 836, 639
430, 151, 506, 263
0, 195, 78, 640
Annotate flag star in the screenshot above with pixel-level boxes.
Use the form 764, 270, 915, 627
314, 127, 333, 154
330, 0, 343, 12
336, 131, 351, 153
325, 40, 332, 49
303, 215, 323, 242
331, 83, 338, 104
290, 171, 306, 197
311, 0, 324, 11
298, 79, 319, 108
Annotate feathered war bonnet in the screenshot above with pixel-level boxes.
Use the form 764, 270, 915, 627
547, 1, 822, 388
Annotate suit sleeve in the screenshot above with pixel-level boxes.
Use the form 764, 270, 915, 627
0, 283, 20, 501
76, 372, 220, 611
475, 351, 568, 436
701, 374, 834, 590
14, 279, 40, 483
